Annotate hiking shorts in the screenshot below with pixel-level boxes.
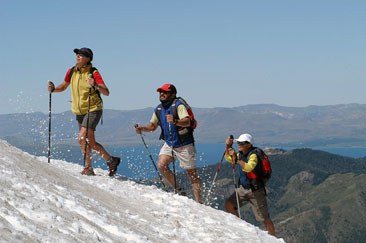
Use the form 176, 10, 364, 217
159, 142, 197, 169
227, 186, 270, 222
76, 110, 102, 131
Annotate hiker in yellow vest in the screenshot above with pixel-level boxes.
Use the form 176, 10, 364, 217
47, 47, 120, 176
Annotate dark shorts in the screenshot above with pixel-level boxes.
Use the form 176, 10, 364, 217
76, 110, 102, 131
227, 186, 270, 222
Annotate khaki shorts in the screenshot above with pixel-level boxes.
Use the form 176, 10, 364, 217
227, 186, 269, 222
159, 142, 197, 169
76, 110, 102, 131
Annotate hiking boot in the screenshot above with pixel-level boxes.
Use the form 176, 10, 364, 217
81, 167, 95, 176
107, 156, 120, 176
176, 188, 186, 196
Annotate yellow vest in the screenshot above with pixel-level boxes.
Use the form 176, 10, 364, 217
70, 65, 102, 115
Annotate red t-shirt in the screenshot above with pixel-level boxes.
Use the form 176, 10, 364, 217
64, 68, 105, 85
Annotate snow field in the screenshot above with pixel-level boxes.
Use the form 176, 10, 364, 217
0, 139, 285, 243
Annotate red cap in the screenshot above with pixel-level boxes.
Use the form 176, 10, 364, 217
156, 83, 177, 94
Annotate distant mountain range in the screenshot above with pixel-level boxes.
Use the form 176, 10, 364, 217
1, 103, 366, 148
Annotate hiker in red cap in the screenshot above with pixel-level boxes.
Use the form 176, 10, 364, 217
47, 47, 121, 176
135, 84, 202, 202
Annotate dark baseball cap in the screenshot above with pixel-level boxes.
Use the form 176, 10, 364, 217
157, 83, 177, 94
73, 47, 93, 61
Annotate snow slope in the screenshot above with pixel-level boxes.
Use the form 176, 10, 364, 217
0, 139, 285, 243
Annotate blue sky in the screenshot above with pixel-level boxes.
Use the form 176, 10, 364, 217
1, 0, 365, 114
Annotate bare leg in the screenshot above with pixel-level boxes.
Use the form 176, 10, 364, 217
186, 168, 201, 203
78, 127, 92, 167
78, 127, 111, 167
224, 200, 240, 217
157, 154, 180, 189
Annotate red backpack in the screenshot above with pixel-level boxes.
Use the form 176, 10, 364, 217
172, 97, 197, 129
247, 147, 272, 183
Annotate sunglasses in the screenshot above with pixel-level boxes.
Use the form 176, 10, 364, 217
159, 90, 172, 94
237, 141, 250, 145
76, 53, 88, 57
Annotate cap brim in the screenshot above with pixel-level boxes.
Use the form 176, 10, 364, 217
73, 48, 80, 54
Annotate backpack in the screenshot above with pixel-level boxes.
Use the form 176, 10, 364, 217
247, 147, 272, 183
172, 97, 197, 129
155, 97, 197, 142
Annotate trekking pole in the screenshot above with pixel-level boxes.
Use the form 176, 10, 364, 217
232, 162, 241, 218
83, 75, 92, 167
134, 124, 165, 188
204, 135, 233, 205
168, 111, 177, 194
47, 81, 54, 163
230, 135, 241, 218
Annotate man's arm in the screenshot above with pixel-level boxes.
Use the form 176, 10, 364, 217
239, 154, 258, 172
135, 122, 158, 134
135, 112, 159, 134
166, 104, 191, 127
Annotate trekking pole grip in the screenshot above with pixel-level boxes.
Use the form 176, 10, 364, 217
88, 74, 93, 88
228, 135, 235, 167
134, 123, 143, 133
48, 80, 55, 93
229, 134, 234, 142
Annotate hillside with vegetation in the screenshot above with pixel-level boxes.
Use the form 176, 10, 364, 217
169, 149, 366, 243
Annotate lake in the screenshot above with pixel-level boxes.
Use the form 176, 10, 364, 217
44, 143, 366, 180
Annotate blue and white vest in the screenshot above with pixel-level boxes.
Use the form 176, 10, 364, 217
154, 100, 194, 148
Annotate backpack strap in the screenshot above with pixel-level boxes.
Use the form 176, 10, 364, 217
68, 66, 75, 81
155, 104, 163, 124
170, 98, 179, 119
175, 97, 197, 128
90, 67, 103, 103
155, 104, 164, 140
90, 67, 104, 125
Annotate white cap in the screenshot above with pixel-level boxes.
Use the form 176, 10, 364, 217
234, 134, 253, 144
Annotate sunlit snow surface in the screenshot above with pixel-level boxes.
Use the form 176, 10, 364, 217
0, 139, 285, 243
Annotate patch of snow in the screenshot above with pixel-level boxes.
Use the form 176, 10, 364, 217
0, 139, 285, 242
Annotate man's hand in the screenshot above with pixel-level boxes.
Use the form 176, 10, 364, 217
225, 136, 233, 148
166, 114, 174, 124
134, 125, 143, 134
227, 147, 236, 157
